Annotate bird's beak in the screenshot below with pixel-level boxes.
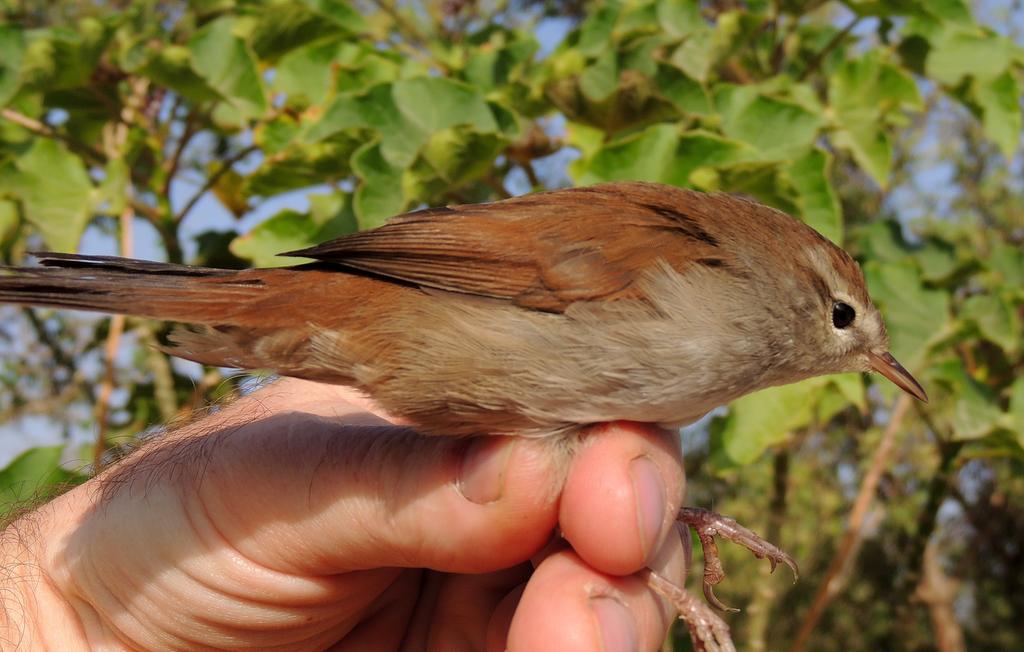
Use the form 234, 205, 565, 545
868, 352, 928, 403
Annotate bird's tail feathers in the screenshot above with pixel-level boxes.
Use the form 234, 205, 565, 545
0, 253, 264, 325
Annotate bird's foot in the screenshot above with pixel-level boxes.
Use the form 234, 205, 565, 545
643, 569, 736, 652
677, 507, 799, 612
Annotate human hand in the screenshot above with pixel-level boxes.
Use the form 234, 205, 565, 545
2, 378, 687, 651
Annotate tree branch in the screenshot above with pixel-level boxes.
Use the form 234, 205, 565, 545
0, 108, 107, 165
173, 144, 258, 224
94, 78, 147, 469
790, 394, 912, 652
162, 108, 198, 198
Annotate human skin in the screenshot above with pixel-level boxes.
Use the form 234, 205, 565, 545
0, 378, 688, 651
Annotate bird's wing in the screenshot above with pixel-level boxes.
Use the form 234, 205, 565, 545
284, 182, 727, 312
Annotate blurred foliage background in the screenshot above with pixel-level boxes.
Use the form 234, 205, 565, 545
0, 0, 1022, 649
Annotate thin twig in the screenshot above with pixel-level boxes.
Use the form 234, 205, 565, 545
0, 108, 107, 165
162, 109, 197, 197
130, 199, 164, 222
0, 373, 89, 423
138, 324, 180, 422
522, 162, 541, 190
790, 394, 913, 652
94, 78, 147, 469
797, 16, 861, 81
173, 144, 258, 224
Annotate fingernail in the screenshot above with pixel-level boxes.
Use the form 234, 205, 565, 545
457, 437, 513, 504
590, 596, 639, 652
630, 456, 666, 560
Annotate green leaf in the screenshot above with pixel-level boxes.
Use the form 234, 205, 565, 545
230, 209, 319, 267
828, 54, 919, 186
718, 377, 829, 465
308, 191, 359, 241
577, 125, 756, 186
246, 134, 362, 197
854, 220, 911, 263
139, 44, 222, 105
717, 87, 822, 160
657, 0, 703, 39
932, 361, 1002, 441
463, 36, 538, 91
421, 127, 506, 185
832, 124, 892, 187
188, 17, 267, 119
842, 0, 937, 19
668, 132, 757, 185
863, 260, 951, 371
20, 25, 106, 91
392, 77, 498, 136
653, 63, 710, 116
926, 28, 1014, 85
831, 52, 922, 117
960, 294, 1020, 354
309, 78, 496, 172
0, 445, 78, 513
668, 24, 714, 81
974, 71, 1021, 160
579, 49, 619, 102
274, 40, 342, 106
577, 2, 620, 57
786, 148, 842, 243
302, 0, 369, 31
247, 2, 346, 61
98, 157, 129, 216
0, 199, 19, 247
351, 141, 405, 228
0, 139, 93, 251
914, 239, 958, 281
0, 25, 25, 106
988, 244, 1024, 286
830, 373, 868, 413
921, 0, 973, 23
577, 123, 678, 183
1008, 377, 1024, 449
308, 83, 425, 167
231, 191, 357, 266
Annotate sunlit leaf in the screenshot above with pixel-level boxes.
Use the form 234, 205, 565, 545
717, 86, 822, 160
351, 141, 405, 228
960, 293, 1020, 355
579, 49, 619, 102
863, 260, 951, 370
392, 77, 498, 135
974, 71, 1022, 160
786, 148, 842, 243
0, 139, 93, 251
717, 377, 829, 466
653, 63, 710, 116
926, 28, 1013, 85
932, 360, 1003, 440
0, 446, 79, 513
577, 2, 620, 57
0, 25, 25, 106
189, 17, 267, 119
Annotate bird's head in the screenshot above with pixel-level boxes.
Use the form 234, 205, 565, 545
798, 234, 927, 403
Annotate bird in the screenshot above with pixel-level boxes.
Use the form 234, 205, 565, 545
0, 181, 926, 651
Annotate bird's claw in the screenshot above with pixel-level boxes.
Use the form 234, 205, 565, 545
643, 569, 736, 652
678, 507, 799, 612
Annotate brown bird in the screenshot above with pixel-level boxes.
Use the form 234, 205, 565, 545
0, 181, 926, 650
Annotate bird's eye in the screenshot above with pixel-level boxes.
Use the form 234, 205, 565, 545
832, 302, 856, 329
